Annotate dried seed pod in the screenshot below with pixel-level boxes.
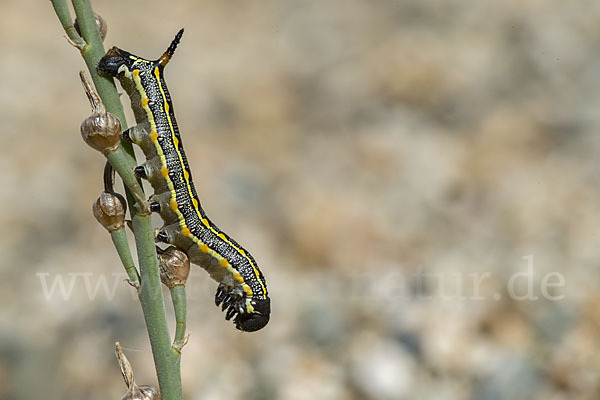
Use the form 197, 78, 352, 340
79, 71, 122, 154
80, 111, 121, 154
115, 342, 161, 400
74, 13, 108, 41
93, 191, 126, 232
158, 246, 190, 288
122, 385, 161, 400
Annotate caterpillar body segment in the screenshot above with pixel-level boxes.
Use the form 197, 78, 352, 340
98, 29, 270, 332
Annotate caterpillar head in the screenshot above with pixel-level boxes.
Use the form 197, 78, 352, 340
97, 29, 184, 77
97, 47, 157, 78
216, 283, 270, 332
235, 298, 270, 332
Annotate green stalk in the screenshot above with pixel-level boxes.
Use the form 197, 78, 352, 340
133, 214, 183, 399
51, 0, 85, 48
69, 0, 128, 131
110, 228, 140, 288
170, 286, 187, 352
67, 0, 144, 217
106, 149, 146, 206
51, 1, 183, 398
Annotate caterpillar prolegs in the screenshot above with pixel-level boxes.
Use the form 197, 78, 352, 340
97, 29, 270, 332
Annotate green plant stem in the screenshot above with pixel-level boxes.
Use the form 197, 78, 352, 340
51, 1, 183, 398
69, 0, 128, 130
70, 0, 140, 211
133, 214, 183, 399
170, 286, 187, 352
110, 228, 140, 288
51, 0, 86, 48
52, 0, 137, 207
106, 148, 145, 206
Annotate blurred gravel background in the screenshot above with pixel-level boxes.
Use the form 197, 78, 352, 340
2, 0, 600, 399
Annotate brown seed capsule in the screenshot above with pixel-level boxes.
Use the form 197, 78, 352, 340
79, 71, 122, 155
93, 191, 126, 232
158, 246, 191, 288
80, 111, 122, 154
115, 342, 161, 400
74, 13, 108, 41
122, 385, 161, 400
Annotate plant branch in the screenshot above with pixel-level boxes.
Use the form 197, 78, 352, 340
110, 228, 140, 288
50, 0, 86, 49
133, 214, 183, 398
170, 286, 188, 352
51, 1, 184, 398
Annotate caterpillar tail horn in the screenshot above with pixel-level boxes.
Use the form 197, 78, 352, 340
159, 28, 184, 67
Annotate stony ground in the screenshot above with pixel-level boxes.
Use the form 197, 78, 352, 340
1, 1, 600, 399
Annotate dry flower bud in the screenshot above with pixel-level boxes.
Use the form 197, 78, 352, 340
80, 111, 122, 154
79, 70, 122, 154
158, 246, 190, 288
122, 385, 161, 400
93, 191, 126, 232
115, 342, 161, 400
74, 13, 108, 41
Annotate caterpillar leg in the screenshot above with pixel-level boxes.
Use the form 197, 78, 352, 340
133, 156, 170, 193
154, 222, 189, 246
214, 282, 246, 320
147, 192, 181, 226
214, 281, 270, 331
122, 122, 151, 144
134, 166, 147, 179
155, 229, 170, 243
121, 128, 133, 143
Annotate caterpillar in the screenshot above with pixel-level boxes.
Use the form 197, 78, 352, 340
97, 29, 270, 332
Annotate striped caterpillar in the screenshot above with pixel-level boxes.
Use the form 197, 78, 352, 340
97, 29, 270, 332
